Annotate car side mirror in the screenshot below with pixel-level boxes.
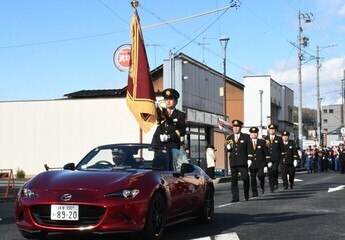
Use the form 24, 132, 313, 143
63, 163, 75, 171
180, 163, 195, 176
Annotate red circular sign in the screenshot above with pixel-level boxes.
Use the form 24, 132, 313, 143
113, 44, 131, 72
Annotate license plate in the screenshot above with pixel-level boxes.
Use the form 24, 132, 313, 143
51, 205, 79, 221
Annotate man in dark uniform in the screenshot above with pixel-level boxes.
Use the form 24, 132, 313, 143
152, 88, 186, 150
248, 127, 269, 197
338, 143, 345, 174
264, 123, 283, 193
281, 131, 298, 189
226, 120, 251, 202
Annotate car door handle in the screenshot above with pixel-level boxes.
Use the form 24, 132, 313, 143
194, 174, 200, 179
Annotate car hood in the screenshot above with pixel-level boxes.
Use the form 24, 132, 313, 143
27, 169, 148, 193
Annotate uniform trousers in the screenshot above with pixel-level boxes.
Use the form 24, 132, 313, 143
230, 166, 249, 201
281, 164, 295, 188
268, 161, 280, 190
249, 168, 265, 195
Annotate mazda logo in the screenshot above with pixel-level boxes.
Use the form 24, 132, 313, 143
61, 193, 72, 201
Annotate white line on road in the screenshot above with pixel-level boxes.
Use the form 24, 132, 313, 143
192, 232, 240, 240
328, 185, 345, 193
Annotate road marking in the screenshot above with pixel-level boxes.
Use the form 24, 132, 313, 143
217, 203, 234, 208
328, 185, 345, 193
192, 232, 240, 240
278, 178, 303, 183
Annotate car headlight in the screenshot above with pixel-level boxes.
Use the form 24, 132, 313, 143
19, 187, 38, 198
105, 189, 140, 199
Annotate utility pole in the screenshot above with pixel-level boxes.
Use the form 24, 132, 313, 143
259, 90, 263, 133
316, 44, 336, 147
297, 11, 312, 148
343, 70, 345, 127
316, 45, 321, 147
297, 11, 303, 149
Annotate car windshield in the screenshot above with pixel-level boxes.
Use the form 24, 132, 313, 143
76, 145, 173, 171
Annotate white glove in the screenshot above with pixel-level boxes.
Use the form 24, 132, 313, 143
267, 162, 273, 168
293, 160, 297, 167
264, 166, 268, 174
160, 134, 168, 142
247, 160, 252, 168
226, 144, 232, 150
155, 99, 166, 108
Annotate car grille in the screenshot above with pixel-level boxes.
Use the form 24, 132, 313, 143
30, 205, 106, 227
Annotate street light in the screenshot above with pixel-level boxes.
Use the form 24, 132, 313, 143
220, 36, 229, 177
259, 90, 264, 134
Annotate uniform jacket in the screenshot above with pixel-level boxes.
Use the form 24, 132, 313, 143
152, 108, 186, 149
248, 138, 269, 169
264, 135, 284, 163
226, 133, 251, 167
338, 148, 345, 162
281, 140, 298, 165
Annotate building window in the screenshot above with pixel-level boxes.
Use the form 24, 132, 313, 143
323, 128, 328, 132
323, 109, 327, 114
329, 109, 333, 113
323, 119, 328, 123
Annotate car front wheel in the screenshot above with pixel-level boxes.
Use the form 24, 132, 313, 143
143, 193, 166, 240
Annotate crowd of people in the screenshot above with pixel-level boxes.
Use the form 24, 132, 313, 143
302, 144, 345, 174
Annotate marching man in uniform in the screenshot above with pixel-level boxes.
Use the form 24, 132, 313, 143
264, 123, 284, 193
248, 127, 270, 197
152, 88, 186, 167
281, 131, 298, 189
226, 120, 251, 202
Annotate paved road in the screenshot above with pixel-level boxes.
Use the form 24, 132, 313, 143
1, 171, 345, 240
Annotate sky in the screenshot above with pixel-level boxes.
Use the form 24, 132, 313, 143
1, 0, 344, 109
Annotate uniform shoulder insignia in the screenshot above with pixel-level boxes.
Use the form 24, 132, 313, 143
265, 139, 270, 147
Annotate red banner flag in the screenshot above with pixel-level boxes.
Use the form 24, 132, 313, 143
126, 10, 157, 133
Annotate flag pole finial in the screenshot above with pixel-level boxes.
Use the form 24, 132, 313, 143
131, 0, 139, 9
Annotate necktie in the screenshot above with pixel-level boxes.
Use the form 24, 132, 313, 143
253, 139, 256, 150
168, 109, 172, 117
235, 135, 239, 143
270, 136, 274, 143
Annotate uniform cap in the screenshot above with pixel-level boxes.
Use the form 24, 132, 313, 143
249, 127, 259, 133
232, 119, 243, 127
282, 131, 290, 136
268, 123, 278, 130
162, 88, 180, 99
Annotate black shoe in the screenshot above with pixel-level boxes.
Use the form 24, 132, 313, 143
290, 184, 294, 189
245, 195, 249, 201
231, 199, 239, 203
261, 188, 265, 194
252, 193, 258, 198
270, 188, 275, 193
284, 186, 288, 190
275, 184, 279, 190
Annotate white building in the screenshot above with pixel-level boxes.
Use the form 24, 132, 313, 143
0, 97, 156, 177
244, 75, 294, 137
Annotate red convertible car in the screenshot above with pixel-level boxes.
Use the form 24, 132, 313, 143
15, 144, 214, 239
